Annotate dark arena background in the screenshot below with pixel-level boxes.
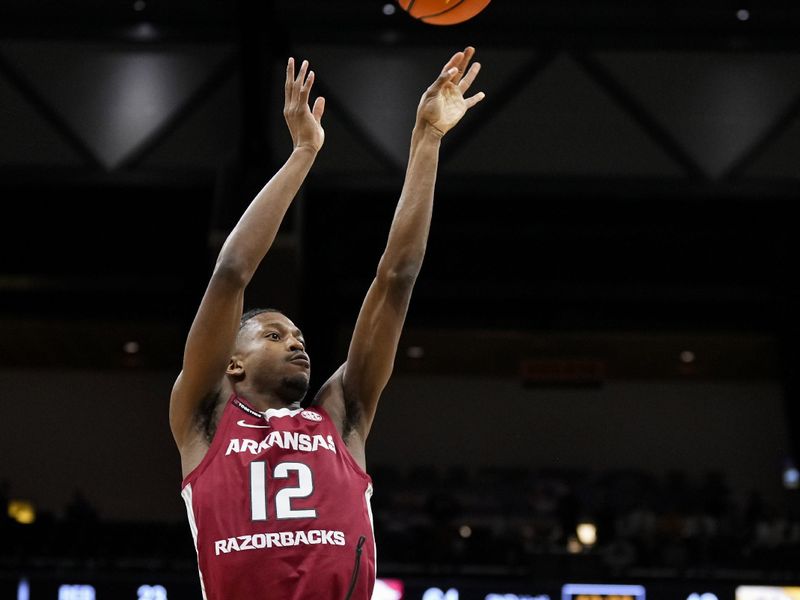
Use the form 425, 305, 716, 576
1, 0, 800, 599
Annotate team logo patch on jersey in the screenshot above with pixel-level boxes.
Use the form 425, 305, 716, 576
300, 410, 322, 422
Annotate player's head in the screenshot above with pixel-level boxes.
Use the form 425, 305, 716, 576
227, 308, 310, 404
239, 307, 285, 328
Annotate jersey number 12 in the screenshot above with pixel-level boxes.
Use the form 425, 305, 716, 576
250, 461, 317, 520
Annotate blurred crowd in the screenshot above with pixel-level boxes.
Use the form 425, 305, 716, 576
2, 467, 799, 579
369, 465, 800, 576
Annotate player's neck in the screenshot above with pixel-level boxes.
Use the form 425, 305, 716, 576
233, 384, 302, 413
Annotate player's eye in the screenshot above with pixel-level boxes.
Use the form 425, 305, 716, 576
267, 332, 280, 340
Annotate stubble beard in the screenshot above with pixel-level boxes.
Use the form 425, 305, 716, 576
278, 372, 309, 405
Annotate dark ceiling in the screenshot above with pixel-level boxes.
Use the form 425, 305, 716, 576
4, 1, 800, 40
0, 0, 799, 382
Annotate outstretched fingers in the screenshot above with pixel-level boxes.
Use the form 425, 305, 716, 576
294, 59, 309, 99
430, 50, 464, 91
432, 46, 481, 94
299, 69, 315, 105
453, 46, 476, 83
430, 65, 459, 93
458, 61, 481, 93
285, 58, 311, 106
453, 47, 484, 108
312, 96, 325, 123
464, 91, 486, 110
285, 57, 295, 106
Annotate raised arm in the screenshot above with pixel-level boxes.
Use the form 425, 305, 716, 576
169, 58, 325, 464
338, 47, 485, 441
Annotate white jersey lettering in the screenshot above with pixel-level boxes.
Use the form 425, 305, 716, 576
225, 439, 240, 455
284, 432, 299, 450
214, 529, 347, 555
225, 435, 337, 457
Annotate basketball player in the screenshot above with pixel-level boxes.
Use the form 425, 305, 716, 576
169, 47, 485, 600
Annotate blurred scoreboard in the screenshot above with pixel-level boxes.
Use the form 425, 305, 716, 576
0, 579, 201, 600
562, 584, 647, 600
1, 577, 798, 600
735, 588, 800, 600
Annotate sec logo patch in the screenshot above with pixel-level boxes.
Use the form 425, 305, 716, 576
301, 410, 322, 422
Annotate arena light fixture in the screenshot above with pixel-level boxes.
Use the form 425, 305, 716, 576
576, 522, 597, 547
7, 500, 35, 525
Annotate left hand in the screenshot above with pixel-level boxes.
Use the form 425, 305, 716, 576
416, 46, 485, 136
284, 57, 326, 152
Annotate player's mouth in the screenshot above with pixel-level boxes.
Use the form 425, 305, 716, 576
289, 353, 310, 367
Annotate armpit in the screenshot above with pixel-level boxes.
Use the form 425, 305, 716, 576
196, 387, 223, 443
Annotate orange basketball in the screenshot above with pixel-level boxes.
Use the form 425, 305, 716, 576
397, 0, 492, 25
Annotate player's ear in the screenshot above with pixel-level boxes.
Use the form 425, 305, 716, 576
227, 356, 245, 378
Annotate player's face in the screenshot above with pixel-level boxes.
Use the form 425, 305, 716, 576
237, 312, 310, 402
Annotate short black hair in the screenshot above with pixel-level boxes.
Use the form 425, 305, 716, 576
240, 307, 285, 329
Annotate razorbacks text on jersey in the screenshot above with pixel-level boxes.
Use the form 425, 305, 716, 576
181, 394, 376, 600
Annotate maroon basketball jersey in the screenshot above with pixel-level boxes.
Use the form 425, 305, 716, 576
181, 394, 376, 600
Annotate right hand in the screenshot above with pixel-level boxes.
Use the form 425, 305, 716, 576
416, 46, 485, 137
284, 58, 325, 152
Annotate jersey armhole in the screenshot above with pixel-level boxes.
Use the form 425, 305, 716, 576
180, 395, 236, 490
314, 404, 373, 484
